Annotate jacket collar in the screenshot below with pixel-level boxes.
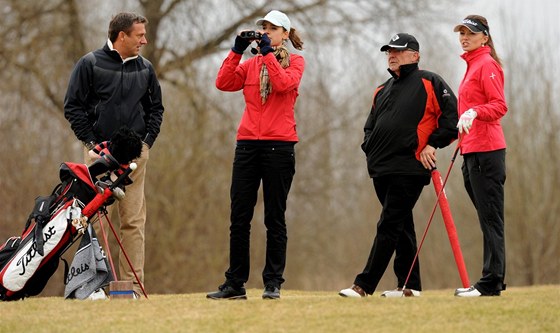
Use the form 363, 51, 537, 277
461, 45, 491, 63
387, 62, 418, 80
104, 39, 139, 63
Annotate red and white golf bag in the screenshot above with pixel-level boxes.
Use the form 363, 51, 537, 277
0, 145, 137, 301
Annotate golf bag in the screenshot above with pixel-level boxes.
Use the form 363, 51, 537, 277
0, 129, 142, 301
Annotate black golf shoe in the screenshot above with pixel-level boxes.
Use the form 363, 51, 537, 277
262, 284, 280, 299
206, 283, 247, 300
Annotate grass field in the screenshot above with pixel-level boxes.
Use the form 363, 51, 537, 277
1, 285, 558, 332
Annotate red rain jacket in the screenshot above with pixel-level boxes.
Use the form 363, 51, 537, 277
458, 46, 507, 154
216, 51, 304, 142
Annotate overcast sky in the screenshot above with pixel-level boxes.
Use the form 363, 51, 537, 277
453, 0, 559, 102
459, 0, 559, 55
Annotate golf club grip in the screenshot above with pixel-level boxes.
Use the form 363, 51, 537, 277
451, 134, 463, 162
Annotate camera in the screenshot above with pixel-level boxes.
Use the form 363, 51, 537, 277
240, 31, 262, 40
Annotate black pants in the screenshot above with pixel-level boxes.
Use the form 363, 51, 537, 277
462, 149, 506, 295
354, 175, 429, 294
225, 144, 295, 288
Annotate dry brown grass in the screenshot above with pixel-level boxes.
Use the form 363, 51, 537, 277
1, 285, 558, 333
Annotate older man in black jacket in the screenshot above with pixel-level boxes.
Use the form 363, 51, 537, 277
339, 33, 458, 298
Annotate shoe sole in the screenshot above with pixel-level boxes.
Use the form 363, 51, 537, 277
206, 295, 247, 300
455, 291, 481, 297
262, 295, 280, 300
338, 292, 363, 298
381, 289, 420, 297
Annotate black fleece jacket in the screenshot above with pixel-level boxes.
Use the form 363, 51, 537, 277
64, 43, 164, 147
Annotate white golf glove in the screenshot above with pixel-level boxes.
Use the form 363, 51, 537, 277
457, 109, 477, 134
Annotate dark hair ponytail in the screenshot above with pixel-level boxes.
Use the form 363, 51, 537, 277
288, 28, 304, 50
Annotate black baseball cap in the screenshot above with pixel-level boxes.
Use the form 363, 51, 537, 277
453, 18, 489, 35
380, 33, 420, 52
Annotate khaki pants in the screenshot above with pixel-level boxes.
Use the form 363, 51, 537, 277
85, 144, 149, 294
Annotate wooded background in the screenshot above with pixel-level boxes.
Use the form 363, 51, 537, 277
0, 0, 558, 296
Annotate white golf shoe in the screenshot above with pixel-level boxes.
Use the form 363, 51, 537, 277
381, 288, 420, 297
87, 288, 108, 300
455, 286, 482, 297
339, 285, 367, 298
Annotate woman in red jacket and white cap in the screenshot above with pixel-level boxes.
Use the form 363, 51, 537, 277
453, 15, 508, 297
207, 10, 304, 300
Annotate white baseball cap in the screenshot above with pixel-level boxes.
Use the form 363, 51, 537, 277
255, 10, 291, 31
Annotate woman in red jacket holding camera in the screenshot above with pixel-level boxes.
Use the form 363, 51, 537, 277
207, 10, 304, 300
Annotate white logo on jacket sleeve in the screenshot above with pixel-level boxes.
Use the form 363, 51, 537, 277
490, 73, 496, 79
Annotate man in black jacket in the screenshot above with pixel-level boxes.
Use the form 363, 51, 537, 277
339, 33, 458, 298
64, 12, 164, 298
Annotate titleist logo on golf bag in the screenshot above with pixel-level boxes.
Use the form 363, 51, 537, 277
0, 205, 79, 293
16, 225, 57, 276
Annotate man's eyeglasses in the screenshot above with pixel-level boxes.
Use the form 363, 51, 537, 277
385, 48, 417, 55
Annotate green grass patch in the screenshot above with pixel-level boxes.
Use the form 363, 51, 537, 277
1, 285, 557, 332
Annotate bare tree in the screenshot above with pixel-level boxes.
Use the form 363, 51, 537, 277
1, 0, 556, 297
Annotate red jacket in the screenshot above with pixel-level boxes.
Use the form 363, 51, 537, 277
458, 46, 507, 154
216, 50, 305, 142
